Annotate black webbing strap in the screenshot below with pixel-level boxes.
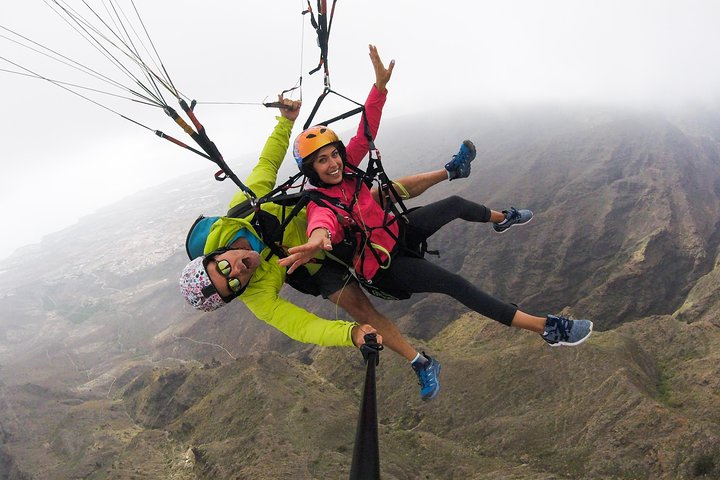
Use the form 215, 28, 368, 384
303, 88, 364, 131
225, 172, 307, 261
303, 0, 337, 78
303, 104, 415, 278
169, 99, 257, 199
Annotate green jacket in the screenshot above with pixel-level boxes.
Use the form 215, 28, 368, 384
203, 116, 356, 347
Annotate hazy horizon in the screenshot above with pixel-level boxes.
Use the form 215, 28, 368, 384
2, 0, 720, 261
2, 99, 718, 264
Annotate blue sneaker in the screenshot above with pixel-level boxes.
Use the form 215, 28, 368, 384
412, 353, 441, 401
542, 315, 593, 347
445, 140, 476, 180
493, 207, 534, 233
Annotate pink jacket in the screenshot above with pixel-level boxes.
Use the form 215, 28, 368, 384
306, 85, 398, 281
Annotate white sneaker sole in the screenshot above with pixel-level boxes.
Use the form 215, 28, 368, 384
494, 214, 534, 234
549, 321, 594, 347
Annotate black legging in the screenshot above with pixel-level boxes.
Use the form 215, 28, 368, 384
373, 196, 518, 326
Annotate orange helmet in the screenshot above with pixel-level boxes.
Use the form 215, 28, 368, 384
293, 125, 346, 186
293, 125, 341, 168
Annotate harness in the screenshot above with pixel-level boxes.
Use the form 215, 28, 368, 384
300, 171, 440, 301
223, 107, 437, 300
186, 186, 324, 297
184, 1, 435, 300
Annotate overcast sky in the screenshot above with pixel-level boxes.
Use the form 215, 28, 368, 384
1, 0, 719, 261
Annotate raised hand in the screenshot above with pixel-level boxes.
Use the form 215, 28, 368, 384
278, 94, 302, 122
369, 44, 394, 93
277, 228, 332, 274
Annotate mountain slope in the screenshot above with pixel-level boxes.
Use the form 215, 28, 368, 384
1, 106, 720, 478
87, 314, 720, 478
371, 108, 720, 334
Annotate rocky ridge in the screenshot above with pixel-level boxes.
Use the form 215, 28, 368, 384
1, 106, 719, 478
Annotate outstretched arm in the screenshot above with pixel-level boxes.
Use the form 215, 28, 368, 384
243, 276, 382, 348
371, 169, 449, 205
227, 96, 301, 207
277, 226, 333, 274
278, 199, 342, 274
344, 45, 393, 167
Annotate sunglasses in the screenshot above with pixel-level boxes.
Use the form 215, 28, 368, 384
201, 248, 249, 301
215, 259, 245, 294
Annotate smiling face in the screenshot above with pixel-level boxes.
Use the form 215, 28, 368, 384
311, 144, 344, 185
206, 248, 261, 298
